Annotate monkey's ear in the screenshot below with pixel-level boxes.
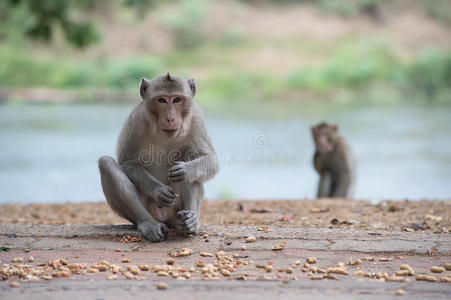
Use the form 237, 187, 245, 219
140, 77, 150, 100
187, 78, 196, 97
331, 125, 339, 132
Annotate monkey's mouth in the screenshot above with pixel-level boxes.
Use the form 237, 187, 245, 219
162, 128, 179, 137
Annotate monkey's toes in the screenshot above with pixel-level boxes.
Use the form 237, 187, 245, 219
137, 222, 168, 242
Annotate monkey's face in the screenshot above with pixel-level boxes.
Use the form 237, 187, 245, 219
312, 125, 338, 153
140, 74, 196, 139
148, 95, 192, 138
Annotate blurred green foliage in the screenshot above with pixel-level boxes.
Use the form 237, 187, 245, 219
408, 51, 451, 98
0, 0, 99, 48
0, 46, 164, 89
0, 41, 450, 102
162, 0, 208, 49
287, 41, 403, 92
420, 0, 451, 24
0, 0, 450, 103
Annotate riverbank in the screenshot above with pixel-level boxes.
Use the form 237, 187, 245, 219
1, 199, 449, 233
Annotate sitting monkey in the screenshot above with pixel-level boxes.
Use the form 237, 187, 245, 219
311, 122, 356, 198
98, 73, 218, 242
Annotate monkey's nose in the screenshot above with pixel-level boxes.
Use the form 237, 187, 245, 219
167, 116, 175, 123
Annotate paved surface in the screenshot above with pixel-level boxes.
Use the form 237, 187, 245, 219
1, 225, 450, 299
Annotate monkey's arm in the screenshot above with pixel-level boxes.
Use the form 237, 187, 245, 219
313, 152, 322, 173
330, 140, 355, 198
121, 161, 176, 207
331, 171, 352, 198
169, 117, 219, 184
317, 172, 332, 198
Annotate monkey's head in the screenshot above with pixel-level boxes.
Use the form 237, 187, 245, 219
311, 122, 339, 153
140, 73, 196, 139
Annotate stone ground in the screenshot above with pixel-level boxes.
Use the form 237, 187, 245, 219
1, 199, 450, 233
1, 224, 450, 299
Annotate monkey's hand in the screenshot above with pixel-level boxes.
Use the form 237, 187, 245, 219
137, 220, 169, 242
169, 162, 191, 183
153, 185, 176, 207
177, 210, 199, 234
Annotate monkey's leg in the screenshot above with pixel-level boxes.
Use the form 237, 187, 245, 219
317, 172, 332, 198
176, 183, 203, 234
98, 156, 169, 242
331, 172, 352, 198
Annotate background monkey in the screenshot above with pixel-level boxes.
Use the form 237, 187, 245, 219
98, 73, 218, 242
311, 122, 356, 198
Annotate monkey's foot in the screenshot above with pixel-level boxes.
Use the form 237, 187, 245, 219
177, 210, 199, 234
137, 221, 169, 242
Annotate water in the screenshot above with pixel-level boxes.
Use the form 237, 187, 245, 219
0, 101, 450, 204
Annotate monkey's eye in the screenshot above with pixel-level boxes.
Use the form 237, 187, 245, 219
173, 97, 181, 103
157, 98, 167, 103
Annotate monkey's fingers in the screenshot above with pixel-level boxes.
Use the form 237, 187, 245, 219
183, 216, 197, 227
169, 169, 185, 177
177, 211, 188, 219
156, 230, 165, 241
179, 213, 195, 223
184, 219, 198, 234
177, 210, 193, 219
158, 195, 175, 206
169, 175, 185, 183
162, 189, 176, 199
169, 164, 183, 172
160, 223, 170, 236
164, 187, 175, 196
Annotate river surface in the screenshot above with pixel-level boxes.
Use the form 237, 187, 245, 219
0, 101, 450, 204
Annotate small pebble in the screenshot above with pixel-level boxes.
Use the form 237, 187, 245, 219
28, 256, 35, 262
327, 267, 348, 275
87, 268, 99, 273
416, 274, 437, 282
306, 257, 317, 264
430, 266, 445, 273
9, 281, 20, 288
12, 257, 24, 263
122, 258, 131, 263
245, 236, 256, 243
97, 264, 108, 272
157, 282, 168, 290
396, 270, 410, 276
166, 258, 175, 265
396, 289, 406, 296
399, 264, 415, 275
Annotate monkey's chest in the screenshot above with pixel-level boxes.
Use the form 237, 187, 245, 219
145, 161, 172, 184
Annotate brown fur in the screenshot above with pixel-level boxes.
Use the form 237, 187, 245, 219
312, 122, 356, 198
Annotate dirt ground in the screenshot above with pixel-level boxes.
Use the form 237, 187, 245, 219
0, 199, 449, 234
